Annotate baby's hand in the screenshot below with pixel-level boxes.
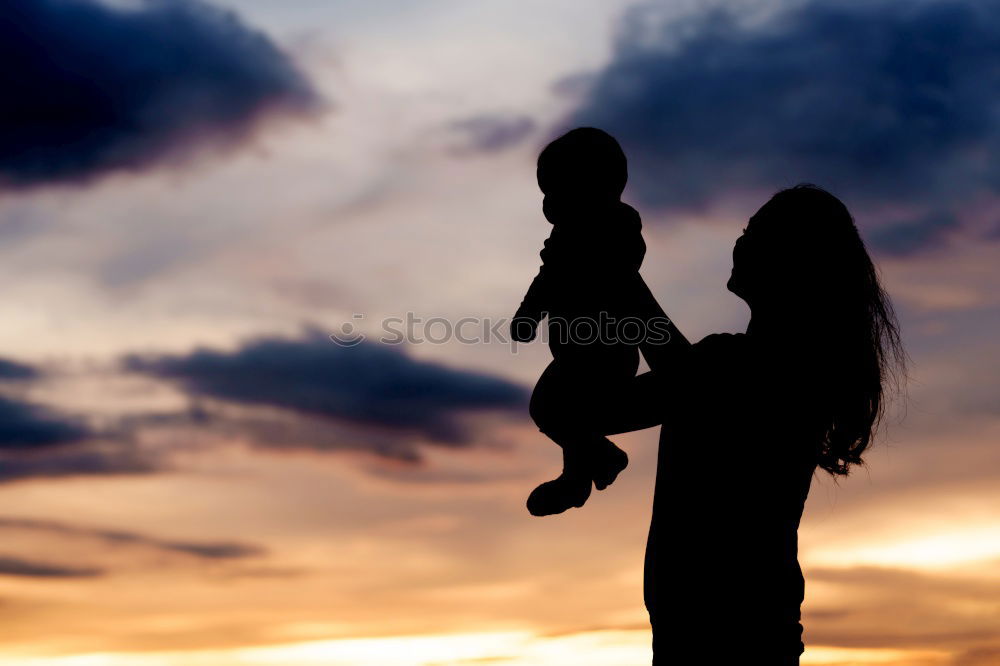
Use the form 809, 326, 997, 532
510, 315, 538, 343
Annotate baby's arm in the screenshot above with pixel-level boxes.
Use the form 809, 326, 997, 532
511, 233, 561, 342
511, 267, 548, 342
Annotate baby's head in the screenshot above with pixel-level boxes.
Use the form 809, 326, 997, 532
536, 127, 627, 203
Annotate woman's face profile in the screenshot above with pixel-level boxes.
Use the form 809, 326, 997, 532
728, 194, 832, 309
727, 214, 760, 303
727, 195, 801, 306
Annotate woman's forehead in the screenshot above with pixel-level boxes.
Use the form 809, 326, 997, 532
749, 196, 787, 226
747, 210, 767, 227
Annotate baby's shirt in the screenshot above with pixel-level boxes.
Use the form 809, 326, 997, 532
513, 202, 647, 351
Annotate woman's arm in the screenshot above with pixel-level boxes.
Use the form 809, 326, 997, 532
635, 274, 691, 373
595, 369, 671, 435
597, 277, 695, 434
598, 343, 707, 435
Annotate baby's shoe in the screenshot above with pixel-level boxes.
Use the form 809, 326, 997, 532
590, 438, 628, 491
526, 471, 591, 516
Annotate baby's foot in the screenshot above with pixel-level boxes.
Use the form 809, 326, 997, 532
526, 472, 592, 516
591, 438, 628, 491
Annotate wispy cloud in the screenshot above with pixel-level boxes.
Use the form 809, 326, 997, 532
804, 564, 1000, 652
0, 445, 156, 484
0, 517, 264, 560
448, 113, 537, 153
0, 555, 102, 578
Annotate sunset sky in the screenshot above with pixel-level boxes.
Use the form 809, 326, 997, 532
0, 0, 998, 664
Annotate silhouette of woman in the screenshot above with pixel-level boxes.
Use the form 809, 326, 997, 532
600, 185, 905, 664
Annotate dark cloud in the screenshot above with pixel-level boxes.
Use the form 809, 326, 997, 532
124, 328, 528, 458
867, 211, 960, 257
0, 392, 155, 483
0, 555, 102, 578
0, 359, 77, 451
0, 359, 38, 380
0, 517, 263, 560
0, 397, 89, 449
0, 0, 320, 188
449, 113, 536, 153
564, 0, 1000, 254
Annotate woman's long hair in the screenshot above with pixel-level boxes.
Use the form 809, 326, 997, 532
751, 185, 906, 476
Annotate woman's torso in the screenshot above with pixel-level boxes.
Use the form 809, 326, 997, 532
646, 333, 819, 659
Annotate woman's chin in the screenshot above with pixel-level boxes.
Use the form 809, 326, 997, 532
727, 277, 752, 305
726, 275, 740, 295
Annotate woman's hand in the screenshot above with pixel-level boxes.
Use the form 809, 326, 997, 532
510, 314, 539, 343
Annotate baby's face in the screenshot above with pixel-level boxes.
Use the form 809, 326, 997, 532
537, 160, 622, 200
542, 192, 616, 224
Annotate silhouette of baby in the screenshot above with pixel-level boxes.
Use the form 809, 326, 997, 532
512, 127, 648, 516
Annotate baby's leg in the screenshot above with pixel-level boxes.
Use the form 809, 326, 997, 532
554, 349, 637, 489
529, 361, 603, 462
525, 362, 632, 515
528, 360, 571, 434
526, 362, 594, 516
532, 358, 636, 448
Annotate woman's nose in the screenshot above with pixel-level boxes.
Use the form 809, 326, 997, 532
734, 234, 746, 258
